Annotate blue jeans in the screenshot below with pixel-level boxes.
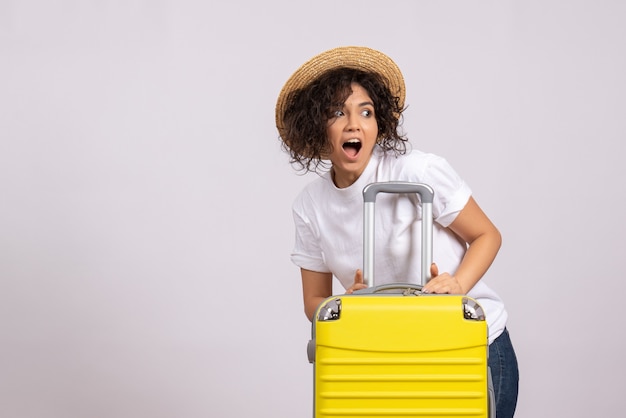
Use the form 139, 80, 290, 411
489, 328, 519, 418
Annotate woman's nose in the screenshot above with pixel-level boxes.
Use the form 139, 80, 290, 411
345, 114, 360, 131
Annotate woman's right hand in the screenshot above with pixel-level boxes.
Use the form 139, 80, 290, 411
345, 269, 368, 294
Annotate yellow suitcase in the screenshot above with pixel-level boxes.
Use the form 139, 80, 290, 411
307, 182, 494, 418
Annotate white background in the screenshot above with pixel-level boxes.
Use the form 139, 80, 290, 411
2, 1, 625, 417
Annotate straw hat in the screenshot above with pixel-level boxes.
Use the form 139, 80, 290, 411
275, 46, 406, 141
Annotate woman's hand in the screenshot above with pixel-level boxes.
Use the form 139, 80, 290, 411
345, 269, 368, 294
422, 263, 465, 294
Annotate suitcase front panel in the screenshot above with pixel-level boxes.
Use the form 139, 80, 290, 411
313, 295, 489, 417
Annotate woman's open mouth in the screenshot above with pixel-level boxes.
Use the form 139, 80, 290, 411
342, 139, 362, 158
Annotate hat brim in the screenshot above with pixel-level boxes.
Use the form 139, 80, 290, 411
275, 46, 405, 142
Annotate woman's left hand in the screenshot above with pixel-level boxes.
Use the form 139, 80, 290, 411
422, 263, 464, 294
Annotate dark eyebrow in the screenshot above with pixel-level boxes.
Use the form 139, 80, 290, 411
359, 101, 375, 107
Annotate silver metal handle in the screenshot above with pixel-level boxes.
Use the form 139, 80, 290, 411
362, 182, 434, 288
353, 283, 424, 295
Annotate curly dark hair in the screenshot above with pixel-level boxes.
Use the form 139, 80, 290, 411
280, 67, 408, 173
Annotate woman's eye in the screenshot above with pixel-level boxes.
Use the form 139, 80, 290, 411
334, 110, 344, 117
361, 109, 372, 117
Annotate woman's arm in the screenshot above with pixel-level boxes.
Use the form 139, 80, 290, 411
422, 196, 502, 295
302, 269, 367, 321
301, 268, 333, 321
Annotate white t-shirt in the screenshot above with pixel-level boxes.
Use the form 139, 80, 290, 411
291, 146, 507, 343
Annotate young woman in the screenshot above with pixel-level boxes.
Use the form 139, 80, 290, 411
276, 46, 519, 417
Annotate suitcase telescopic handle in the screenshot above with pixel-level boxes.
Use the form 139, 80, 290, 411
362, 182, 434, 288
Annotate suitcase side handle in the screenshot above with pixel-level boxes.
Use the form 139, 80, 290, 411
362, 182, 434, 288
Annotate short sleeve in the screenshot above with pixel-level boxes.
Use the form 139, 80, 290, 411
422, 155, 472, 227
290, 201, 331, 273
